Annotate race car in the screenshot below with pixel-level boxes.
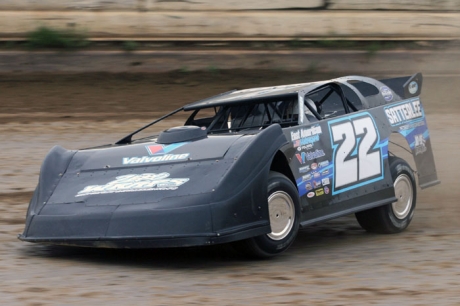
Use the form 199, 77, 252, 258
19, 73, 439, 258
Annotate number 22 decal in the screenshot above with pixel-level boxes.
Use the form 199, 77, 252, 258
329, 114, 383, 194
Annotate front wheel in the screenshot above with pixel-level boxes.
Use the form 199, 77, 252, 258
234, 171, 300, 258
355, 157, 417, 234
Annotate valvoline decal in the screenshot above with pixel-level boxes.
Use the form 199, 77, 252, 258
146, 142, 188, 155
123, 142, 190, 165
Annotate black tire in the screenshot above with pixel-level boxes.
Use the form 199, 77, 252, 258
234, 171, 301, 258
355, 157, 417, 234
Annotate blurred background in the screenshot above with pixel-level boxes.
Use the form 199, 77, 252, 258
1, 1, 460, 305
0, 0, 460, 74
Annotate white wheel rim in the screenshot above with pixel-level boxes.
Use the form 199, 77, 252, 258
391, 174, 413, 220
267, 191, 295, 241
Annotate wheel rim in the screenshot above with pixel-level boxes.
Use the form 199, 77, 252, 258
267, 191, 295, 241
391, 174, 413, 220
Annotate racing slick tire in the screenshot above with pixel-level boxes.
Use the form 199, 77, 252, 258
355, 157, 417, 234
233, 171, 300, 258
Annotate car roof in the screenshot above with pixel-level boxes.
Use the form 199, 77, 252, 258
182, 74, 413, 111
183, 80, 328, 110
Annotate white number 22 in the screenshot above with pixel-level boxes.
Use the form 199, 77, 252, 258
330, 116, 382, 190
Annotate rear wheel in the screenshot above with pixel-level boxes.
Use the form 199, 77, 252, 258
234, 171, 300, 258
355, 157, 417, 233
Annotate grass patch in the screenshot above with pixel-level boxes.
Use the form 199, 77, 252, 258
289, 38, 305, 48
122, 41, 139, 51
206, 65, 220, 74
26, 26, 90, 49
316, 40, 357, 49
366, 42, 381, 56
179, 66, 190, 73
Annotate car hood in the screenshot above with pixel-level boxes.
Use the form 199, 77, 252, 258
79, 134, 242, 171
37, 134, 251, 208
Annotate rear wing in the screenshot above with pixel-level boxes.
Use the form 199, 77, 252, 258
380, 73, 423, 99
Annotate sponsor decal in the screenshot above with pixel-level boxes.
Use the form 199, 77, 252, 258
324, 186, 330, 194
146, 143, 187, 155
291, 125, 322, 143
297, 144, 314, 151
305, 182, 313, 191
311, 163, 318, 170
315, 188, 325, 196
123, 154, 189, 165
414, 134, 427, 155
380, 86, 393, 102
384, 99, 423, 126
299, 165, 310, 173
313, 180, 322, 188
321, 169, 329, 176
76, 172, 189, 197
408, 81, 418, 95
318, 160, 329, 168
123, 142, 190, 165
399, 120, 425, 131
293, 134, 320, 148
295, 150, 325, 164
322, 178, 330, 186
313, 172, 321, 178
307, 191, 315, 198
302, 174, 312, 181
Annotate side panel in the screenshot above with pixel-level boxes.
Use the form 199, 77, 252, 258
282, 96, 438, 225
283, 109, 396, 224
383, 97, 439, 188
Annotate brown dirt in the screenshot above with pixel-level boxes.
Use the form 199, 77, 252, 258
0, 71, 459, 305
0, 71, 338, 122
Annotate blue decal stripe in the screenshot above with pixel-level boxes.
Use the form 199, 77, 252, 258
163, 142, 189, 153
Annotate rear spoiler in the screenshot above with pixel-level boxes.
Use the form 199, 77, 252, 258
380, 73, 423, 99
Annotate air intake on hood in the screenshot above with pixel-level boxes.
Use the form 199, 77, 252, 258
157, 126, 208, 144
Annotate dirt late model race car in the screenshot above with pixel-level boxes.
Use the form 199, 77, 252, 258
19, 73, 439, 258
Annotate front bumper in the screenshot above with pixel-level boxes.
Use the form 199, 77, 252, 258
19, 201, 270, 248
18, 222, 269, 248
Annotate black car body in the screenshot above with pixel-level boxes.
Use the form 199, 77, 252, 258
19, 73, 439, 257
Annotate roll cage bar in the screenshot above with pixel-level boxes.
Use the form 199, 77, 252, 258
115, 82, 361, 143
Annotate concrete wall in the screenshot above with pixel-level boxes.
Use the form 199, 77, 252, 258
1, 1, 459, 11
0, 1, 459, 40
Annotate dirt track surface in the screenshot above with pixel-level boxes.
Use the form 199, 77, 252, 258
1, 71, 459, 305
